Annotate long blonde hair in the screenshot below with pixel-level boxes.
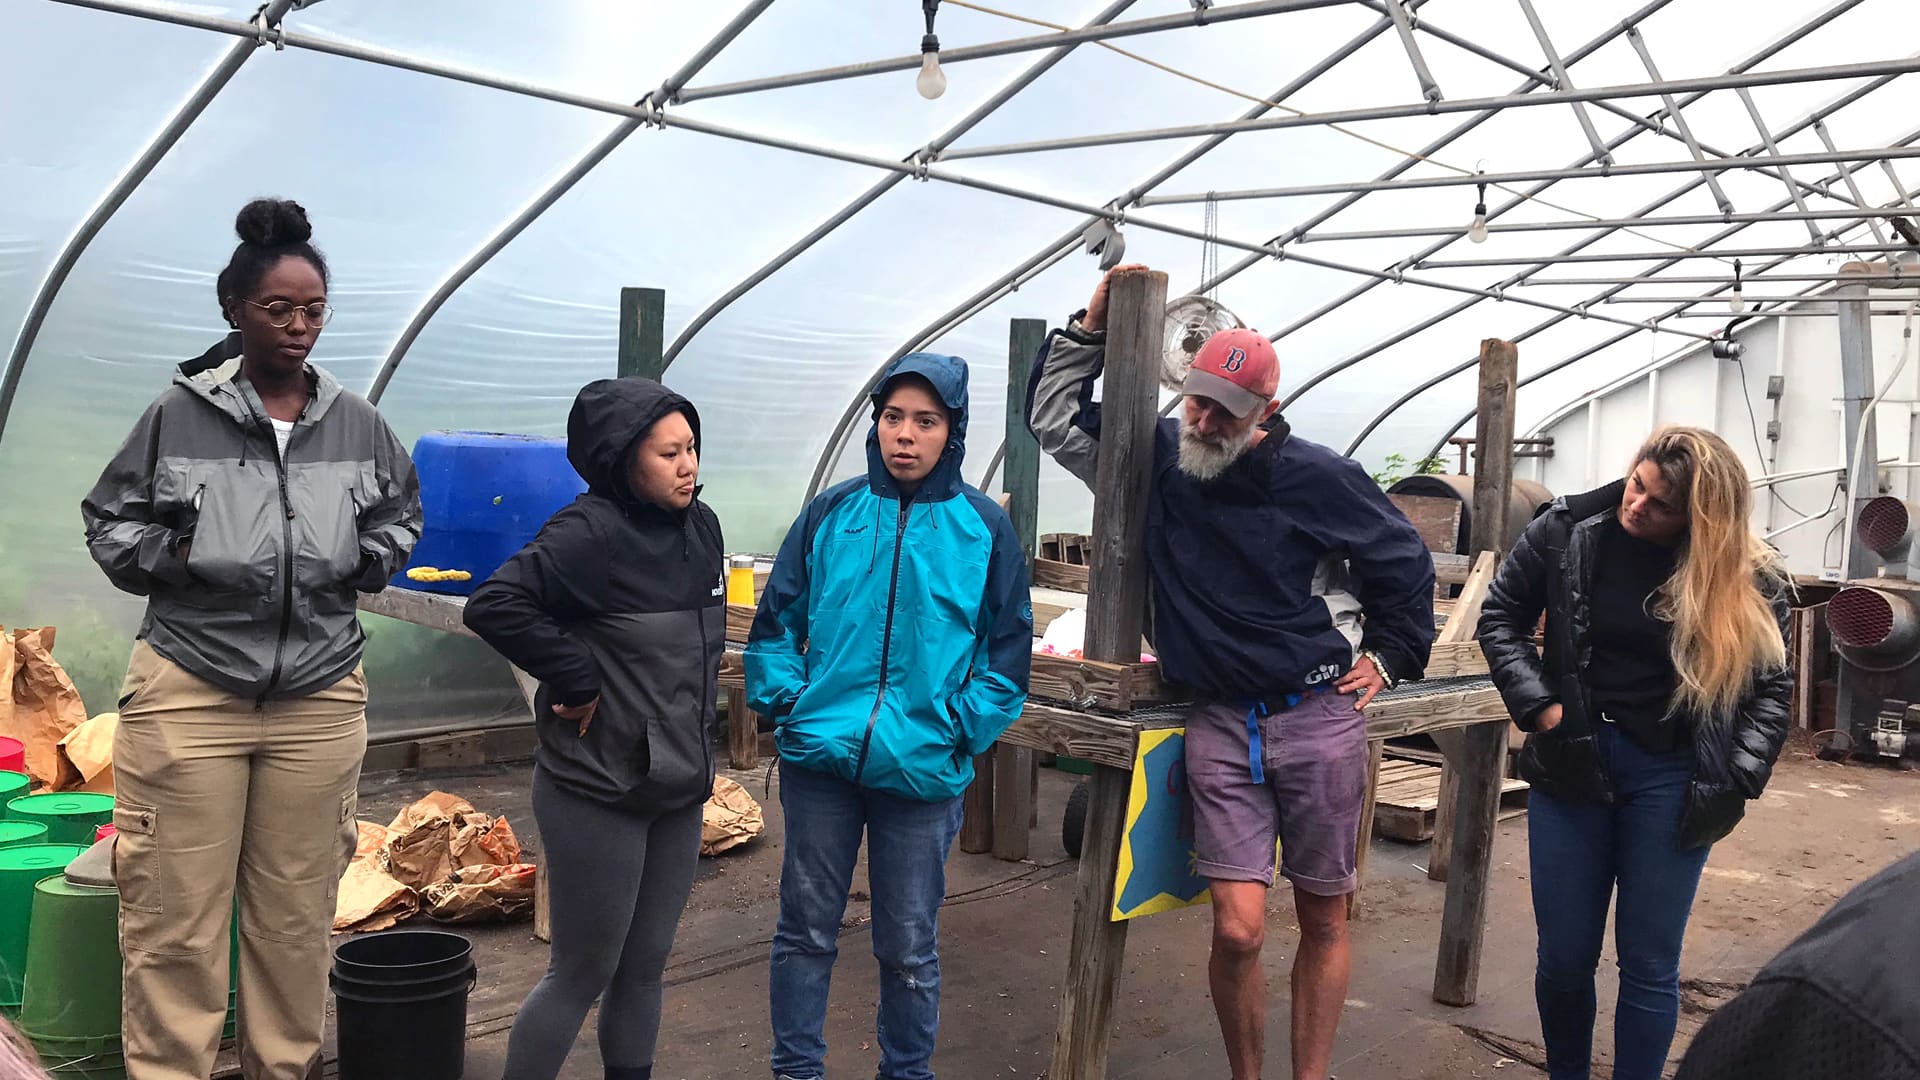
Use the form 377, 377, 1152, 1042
1634, 427, 1790, 716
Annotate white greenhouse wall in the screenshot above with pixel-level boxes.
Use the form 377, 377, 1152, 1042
1530, 297, 1920, 578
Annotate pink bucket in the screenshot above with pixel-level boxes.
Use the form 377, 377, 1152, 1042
0, 737, 23, 775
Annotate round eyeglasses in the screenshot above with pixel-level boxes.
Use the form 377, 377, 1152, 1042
243, 299, 334, 328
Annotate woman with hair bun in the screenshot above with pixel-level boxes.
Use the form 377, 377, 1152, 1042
81, 198, 422, 1080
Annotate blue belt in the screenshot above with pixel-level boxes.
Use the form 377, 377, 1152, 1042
1243, 685, 1333, 782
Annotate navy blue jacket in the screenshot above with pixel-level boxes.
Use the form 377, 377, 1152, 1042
1028, 321, 1436, 700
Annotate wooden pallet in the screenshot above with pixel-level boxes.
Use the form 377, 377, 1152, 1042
1372, 759, 1529, 842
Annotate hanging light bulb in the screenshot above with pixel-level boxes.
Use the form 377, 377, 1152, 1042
1468, 180, 1489, 244
1728, 258, 1746, 313
917, 0, 946, 100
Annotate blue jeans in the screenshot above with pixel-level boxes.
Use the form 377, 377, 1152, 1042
1529, 722, 1712, 1080
769, 760, 964, 1080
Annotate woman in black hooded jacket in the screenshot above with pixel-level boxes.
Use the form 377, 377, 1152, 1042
1477, 426, 1792, 1080
464, 377, 725, 1080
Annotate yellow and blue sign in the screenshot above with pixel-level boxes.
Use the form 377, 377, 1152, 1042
1110, 727, 1282, 921
1111, 728, 1211, 921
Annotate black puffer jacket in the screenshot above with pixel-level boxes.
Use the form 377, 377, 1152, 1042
465, 378, 725, 814
1476, 480, 1794, 850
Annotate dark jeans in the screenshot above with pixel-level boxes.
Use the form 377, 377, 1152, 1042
1529, 722, 1712, 1080
768, 760, 964, 1080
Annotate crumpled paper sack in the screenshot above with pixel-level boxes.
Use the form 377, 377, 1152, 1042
384, 791, 523, 892
333, 820, 418, 934
702, 775, 764, 856
422, 862, 537, 924
53, 712, 116, 794
0, 626, 90, 787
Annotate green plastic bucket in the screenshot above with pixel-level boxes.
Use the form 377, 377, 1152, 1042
0, 771, 29, 808
26, 1032, 124, 1080
0, 821, 48, 849
0, 845, 85, 1011
20, 878, 120, 1040
5, 794, 113, 848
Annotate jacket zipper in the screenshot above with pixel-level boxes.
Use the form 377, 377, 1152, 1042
853, 498, 912, 783
252, 406, 297, 709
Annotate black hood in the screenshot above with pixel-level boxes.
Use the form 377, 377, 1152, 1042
567, 377, 701, 508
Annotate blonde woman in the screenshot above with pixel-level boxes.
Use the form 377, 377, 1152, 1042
1477, 426, 1793, 1080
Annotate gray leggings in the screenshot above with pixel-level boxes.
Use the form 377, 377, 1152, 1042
502, 766, 704, 1080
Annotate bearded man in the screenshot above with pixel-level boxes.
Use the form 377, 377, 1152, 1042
1028, 264, 1436, 1080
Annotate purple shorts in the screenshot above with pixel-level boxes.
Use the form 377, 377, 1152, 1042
1183, 692, 1370, 896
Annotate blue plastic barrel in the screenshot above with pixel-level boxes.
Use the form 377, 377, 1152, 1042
395, 433, 585, 595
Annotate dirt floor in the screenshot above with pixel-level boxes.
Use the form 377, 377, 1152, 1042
325, 732, 1920, 1080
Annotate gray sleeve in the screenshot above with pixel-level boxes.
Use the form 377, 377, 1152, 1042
1027, 320, 1107, 489
351, 416, 423, 592
80, 397, 194, 597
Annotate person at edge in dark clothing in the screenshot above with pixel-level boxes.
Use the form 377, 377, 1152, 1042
1477, 425, 1794, 1080
747, 353, 1032, 1080
464, 378, 725, 1080
1675, 847, 1920, 1080
1029, 264, 1437, 1080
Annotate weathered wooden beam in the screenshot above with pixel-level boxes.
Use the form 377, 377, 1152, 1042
727, 603, 755, 643
992, 743, 1035, 862
358, 587, 476, 638
1083, 268, 1164, 663
1007, 318, 1047, 565
1046, 764, 1131, 1080
1033, 558, 1092, 593
725, 686, 760, 770
1420, 640, 1490, 679
1027, 653, 1172, 713
960, 751, 996, 854
1433, 340, 1520, 1008
1350, 736, 1386, 917
997, 703, 1142, 771
1427, 550, 1498, 883
618, 286, 667, 381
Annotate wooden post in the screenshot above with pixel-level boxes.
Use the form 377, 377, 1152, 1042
1047, 765, 1131, 1080
1006, 318, 1047, 565
1083, 269, 1164, 661
1048, 269, 1163, 1080
960, 750, 996, 854
618, 287, 667, 381
1427, 555, 1496, 882
1433, 339, 1518, 1008
987, 317, 1048, 863
992, 744, 1035, 861
1349, 736, 1387, 917
725, 686, 760, 771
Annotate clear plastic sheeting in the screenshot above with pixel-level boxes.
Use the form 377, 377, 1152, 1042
1, 0, 1916, 733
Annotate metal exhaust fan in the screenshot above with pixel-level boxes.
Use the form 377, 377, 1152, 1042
1824, 499, 1920, 763
1855, 495, 1920, 578
1159, 295, 1245, 392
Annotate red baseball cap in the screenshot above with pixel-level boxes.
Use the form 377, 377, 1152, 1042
1181, 328, 1279, 419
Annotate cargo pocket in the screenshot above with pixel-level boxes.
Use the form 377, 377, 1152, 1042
112, 803, 163, 915
329, 788, 358, 907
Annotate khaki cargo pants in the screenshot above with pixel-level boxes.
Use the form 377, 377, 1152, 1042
113, 641, 366, 1080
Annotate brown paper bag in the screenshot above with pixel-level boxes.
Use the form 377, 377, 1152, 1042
333, 821, 418, 933
421, 862, 536, 924
54, 712, 116, 794
702, 775, 765, 856
1, 627, 89, 787
386, 791, 523, 891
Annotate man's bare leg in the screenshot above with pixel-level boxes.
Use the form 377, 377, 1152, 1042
1289, 887, 1352, 1080
1209, 880, 1270, 1080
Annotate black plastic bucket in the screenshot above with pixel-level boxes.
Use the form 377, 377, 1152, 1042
330, 930, 475, 1080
